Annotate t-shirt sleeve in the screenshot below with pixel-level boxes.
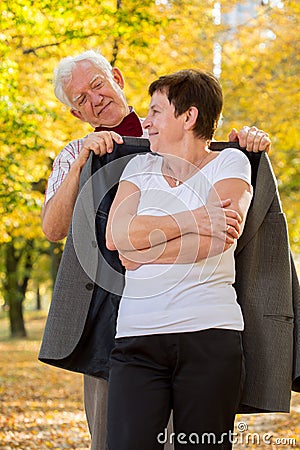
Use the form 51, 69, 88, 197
44, 139, 83, 204
213, 148, 252, 187
119, 155, 144, 189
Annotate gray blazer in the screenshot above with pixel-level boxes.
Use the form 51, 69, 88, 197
39, 141, 300, 413
234, 152, 300, 412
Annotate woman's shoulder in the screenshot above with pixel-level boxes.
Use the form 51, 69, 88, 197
214, 147, 250, 167
128, 152, 161, 170
122, 152, 161, 180
220, 147, 249, 159
211, 147, 251, 184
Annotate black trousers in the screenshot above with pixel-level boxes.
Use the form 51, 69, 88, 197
107, 329, 244, 450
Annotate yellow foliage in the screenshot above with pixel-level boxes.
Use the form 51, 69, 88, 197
0, 0, 299, 253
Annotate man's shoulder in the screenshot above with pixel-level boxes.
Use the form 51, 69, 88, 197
54, 137, 85, 163
63, 136, 85, 152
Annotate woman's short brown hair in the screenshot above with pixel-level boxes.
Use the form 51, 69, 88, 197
148, 69, 223, 141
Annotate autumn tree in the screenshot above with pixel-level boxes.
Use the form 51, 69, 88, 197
220, 0, 300, 251
1, 0, 299, 337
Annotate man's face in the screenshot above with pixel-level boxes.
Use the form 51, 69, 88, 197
65, 60, 130, 128
143, 91, 185, 154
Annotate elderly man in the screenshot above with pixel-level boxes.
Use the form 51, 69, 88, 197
40, 50, 271, 450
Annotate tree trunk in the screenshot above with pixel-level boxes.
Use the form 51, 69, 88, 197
4, 240, 33, 338
36, 283, 41, 311
5, 242, 27, 337
111, 0, 122, 66
8, 294, 26, 337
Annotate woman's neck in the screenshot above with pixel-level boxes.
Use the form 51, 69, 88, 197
161, 138, 211, 183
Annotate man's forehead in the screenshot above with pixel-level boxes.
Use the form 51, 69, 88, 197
72, 61, 109, 84
89, 73, 106, 84
69, 65, 108, 102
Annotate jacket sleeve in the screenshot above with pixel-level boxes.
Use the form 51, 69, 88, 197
291, 253, 300, 391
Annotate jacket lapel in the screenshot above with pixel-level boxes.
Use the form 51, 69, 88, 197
236, 152, 278, 255
71, 153, 99, 283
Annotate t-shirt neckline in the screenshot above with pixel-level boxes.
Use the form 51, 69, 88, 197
156, 151, 221, 189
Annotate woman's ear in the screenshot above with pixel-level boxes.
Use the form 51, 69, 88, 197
184, 106, 198, 130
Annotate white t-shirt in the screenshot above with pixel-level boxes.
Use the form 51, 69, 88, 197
116, 149, 252, 338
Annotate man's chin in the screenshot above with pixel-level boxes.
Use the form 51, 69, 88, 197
94, 114, 127, 129
92, 119, 121, 129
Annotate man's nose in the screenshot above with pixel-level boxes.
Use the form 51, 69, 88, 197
89, 90, 103, 105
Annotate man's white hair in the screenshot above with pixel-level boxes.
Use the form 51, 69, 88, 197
54, 50, 113, 108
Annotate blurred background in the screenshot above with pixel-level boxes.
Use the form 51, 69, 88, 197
1, 0, 299, 337
0, 1, 299, 448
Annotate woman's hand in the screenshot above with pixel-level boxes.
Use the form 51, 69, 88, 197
118, 252, 142, 271
191, 199, 242, 244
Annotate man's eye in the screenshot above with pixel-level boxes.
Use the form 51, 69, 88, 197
94, 82, 104, 90
79, 97, 87, 106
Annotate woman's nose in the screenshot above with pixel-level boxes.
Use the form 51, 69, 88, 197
142, 116, 151, 129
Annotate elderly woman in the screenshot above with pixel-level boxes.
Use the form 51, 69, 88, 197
106, 70, 252, 450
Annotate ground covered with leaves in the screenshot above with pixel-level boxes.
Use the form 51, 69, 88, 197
0, 312, 90, 449
1, 311, 300, 449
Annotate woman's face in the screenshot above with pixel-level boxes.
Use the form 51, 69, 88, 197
143, 91, 185, 154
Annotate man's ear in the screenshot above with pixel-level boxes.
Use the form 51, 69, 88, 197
184, 106, 198, 130
70, 108, 85, 122
112, 67, 125, 89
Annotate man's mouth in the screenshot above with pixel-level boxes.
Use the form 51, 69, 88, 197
149, 132, 158, 137
98, 102, 112, 116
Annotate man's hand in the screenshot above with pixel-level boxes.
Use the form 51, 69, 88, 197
42, 131, 123, 242
228, 126, 271, 153
74, 131, 123, 170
